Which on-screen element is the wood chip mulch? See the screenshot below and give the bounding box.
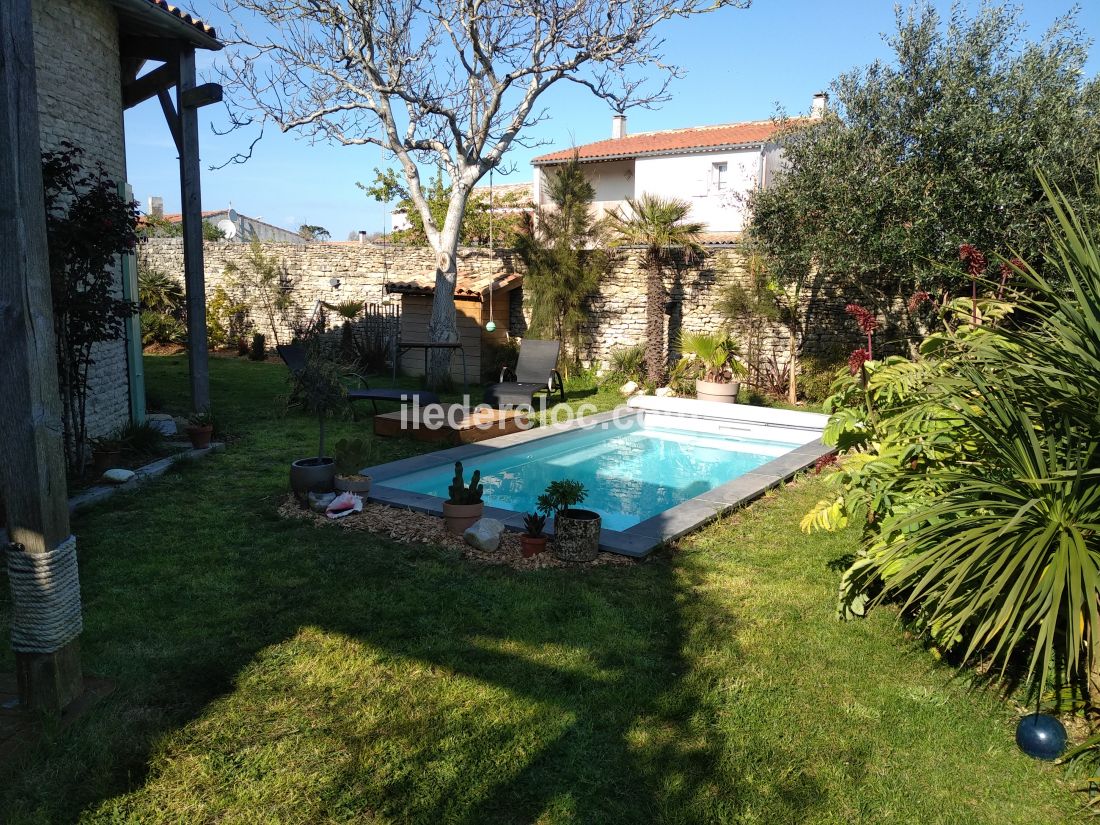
[277,495,636,571]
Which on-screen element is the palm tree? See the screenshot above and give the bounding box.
[606,194,704,384]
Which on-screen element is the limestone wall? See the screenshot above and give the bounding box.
[138,238,861,382]
[33,0,132,439]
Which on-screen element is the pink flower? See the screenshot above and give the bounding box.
[845,304,879,335]
[959,244,986,278]
[907,290,931,313]
[848,347,870,375]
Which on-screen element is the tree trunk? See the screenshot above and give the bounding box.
[425,192,468,389]
[787,324,798,405]
[645,255,667,386]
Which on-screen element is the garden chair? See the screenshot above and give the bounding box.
[277,343,439,415]
[483,339,566,409]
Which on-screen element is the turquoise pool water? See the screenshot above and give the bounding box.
[382,418,801,531]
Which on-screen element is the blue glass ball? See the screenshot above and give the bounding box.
[1015,713,1067,761]
[485,320,497,333]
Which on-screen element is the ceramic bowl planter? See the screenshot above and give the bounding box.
[290,457,336,501]
[186,424,214,449]
[553,508,602,562]
[695,378,739,404]
[443,501,484,536]
[335,473,372,494]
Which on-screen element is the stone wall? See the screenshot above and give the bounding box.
[137,239,524,347]
[575,247,859,375]
[33,0,132,439]
[138,238,861,382]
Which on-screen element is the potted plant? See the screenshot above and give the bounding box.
[289,353,347,501]
[443,462,483,535]
[90,434,122,476]
[520,512,547,558]
[333,437,372,494]
[185,410,215,449]
[679,331,746,403]
[537,480,601,562]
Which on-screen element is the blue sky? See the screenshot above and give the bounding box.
[124,0,1100,240]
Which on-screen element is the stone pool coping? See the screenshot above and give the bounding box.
[362,407,835,558]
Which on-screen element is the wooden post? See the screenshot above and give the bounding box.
[0,0,84,711]
[178,48,210,411]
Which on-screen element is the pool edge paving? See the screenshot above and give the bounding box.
[362,408,835,558]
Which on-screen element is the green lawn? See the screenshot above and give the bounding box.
[0,356,1074,823]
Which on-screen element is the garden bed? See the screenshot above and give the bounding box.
[277,495,633,571]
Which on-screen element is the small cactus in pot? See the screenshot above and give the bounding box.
[520,512,547,558]
[442,462,484,535]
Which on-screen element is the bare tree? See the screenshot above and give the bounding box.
[216,0,746,385]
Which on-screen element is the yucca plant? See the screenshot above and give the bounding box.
[814,165,1100,698]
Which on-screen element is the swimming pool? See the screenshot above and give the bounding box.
[383,417,801,531]
[365,397,833,557]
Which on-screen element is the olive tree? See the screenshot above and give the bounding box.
[217,0,746,385]
[748,2,1100,355]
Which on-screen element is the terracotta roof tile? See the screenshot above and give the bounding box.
[386,271,522,299]
[533,119,806,164]
[143,0,217,37]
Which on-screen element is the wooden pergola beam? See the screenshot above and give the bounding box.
[0,0,83,712]
[121,61,178,109]
[176,48,210,412]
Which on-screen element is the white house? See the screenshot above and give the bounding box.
[531,94,825,239]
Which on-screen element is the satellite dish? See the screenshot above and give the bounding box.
[217,219,238,239]
[226,208,239,223]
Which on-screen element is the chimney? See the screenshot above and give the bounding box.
[811,92,829,119]
[358,230,367,245]
[612,113,627,139]
[149,195,164,218]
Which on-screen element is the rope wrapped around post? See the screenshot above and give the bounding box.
[5,535,83,653]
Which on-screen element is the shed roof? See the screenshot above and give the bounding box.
[386,271,523,300]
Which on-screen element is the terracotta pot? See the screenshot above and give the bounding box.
[442,501,484,536]
[290,457,336,501]
[186,424,214,449]
[695,379,740,404]
[520,535,548,558]
[553,509,602,562]
[92,449,121,476]
[335,474,372,494]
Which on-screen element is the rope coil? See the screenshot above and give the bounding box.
[6,535,83,653]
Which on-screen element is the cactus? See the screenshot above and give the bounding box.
[446,462,483,505]
[523,512,546,537]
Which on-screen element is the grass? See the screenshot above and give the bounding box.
[0,356,1074,823]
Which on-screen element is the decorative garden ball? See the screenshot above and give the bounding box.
[1015,713,1067,760]
[485,320,497,333]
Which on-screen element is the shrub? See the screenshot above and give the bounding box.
[798,352,847,405]
[805,169,1100,698]
[482,338,520,383]
[140,311,186,346]
[606,343,645,384]
[249,333,266,362]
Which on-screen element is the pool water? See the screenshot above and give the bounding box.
[382,418,801,531]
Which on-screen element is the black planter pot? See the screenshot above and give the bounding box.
[290,457,336,501]
[553,508,602,562]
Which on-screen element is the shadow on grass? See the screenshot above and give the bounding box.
[1,357,831,822]
[0,467,825,821]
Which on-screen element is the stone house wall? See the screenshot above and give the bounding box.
[138,238,861,384]
[33,0,132,439]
